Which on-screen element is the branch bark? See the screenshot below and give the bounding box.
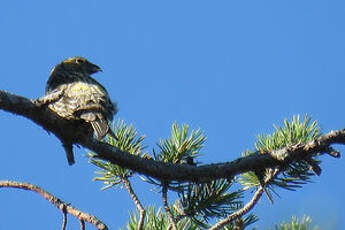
[208,169,279,230]
[0,180,108,230]
[122,177,146,230]
[0,90,342,183]
[62,206,67,230]
[162,182,178,230]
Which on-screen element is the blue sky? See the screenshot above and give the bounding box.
[0,1,344,229]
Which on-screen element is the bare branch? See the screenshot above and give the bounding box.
[80,220,85,230]
[61,205,67,230]
[122,177,146,230]
[209,189,263,230]
[0,180,108,230]
[0,90,343,183]
[323,146,340,158]
[208,169,280,230]
[162,183,178,230]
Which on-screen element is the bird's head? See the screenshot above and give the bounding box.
[58,56,102,75]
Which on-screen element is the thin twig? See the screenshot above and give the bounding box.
[162,182,178,230]
[80,219,85,230]
[61,205,67,230]
[208,188,263,230]
[122,177,146,230]
[324,146,340,158]
[0,180,108,230]
[208,169,280,230]
[167,200,188,230]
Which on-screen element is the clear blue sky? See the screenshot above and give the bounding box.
[0,1,344,229]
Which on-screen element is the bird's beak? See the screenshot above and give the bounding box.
[92,64,103,73]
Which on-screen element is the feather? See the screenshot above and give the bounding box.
[62,142,75,165]
[91,120,109,140]
[45,57,117,165]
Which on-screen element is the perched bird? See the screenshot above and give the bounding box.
[45,56,117,165]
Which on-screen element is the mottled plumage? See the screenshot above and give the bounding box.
[45,57,117,165]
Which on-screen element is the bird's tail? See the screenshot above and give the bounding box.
[62,142,75,165]
[91,120,109,140]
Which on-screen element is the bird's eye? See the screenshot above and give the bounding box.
[76,58,85,64]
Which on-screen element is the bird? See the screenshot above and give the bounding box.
[45,56,117,165]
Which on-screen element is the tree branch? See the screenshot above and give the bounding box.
[0,180,108,230]
[80,220,86,230]
[0,90,342,182]
[122,177,146,230]
[209,169,280,230]
[162,182,178,230]
[61,205,67,230]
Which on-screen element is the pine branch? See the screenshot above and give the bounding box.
[0,90,342,183]
[61,205,67,230]
[0,180,108,230]
[122,177,146,230]
[162,182,178,230]
[80,220,86,230]
[209,169,280,230]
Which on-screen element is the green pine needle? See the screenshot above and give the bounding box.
[255,114,320,152]
[179,178,243,227]
[153,122,206,164]
[239,114,322,195]
[272,215,319,230]
[87,119,147,190]
[124,205,199,230]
